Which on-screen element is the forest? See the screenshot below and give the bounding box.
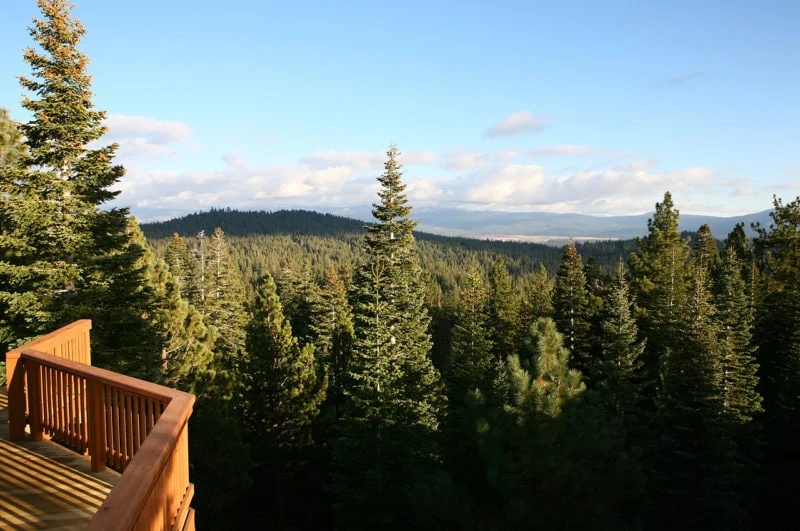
[2,2,800,530]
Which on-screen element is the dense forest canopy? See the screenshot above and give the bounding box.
[2,2,800,530]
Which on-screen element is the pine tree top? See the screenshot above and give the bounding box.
[368,145,416,235]
[19,0,122,203]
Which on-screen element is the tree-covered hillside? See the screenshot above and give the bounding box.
[142,208,639,295]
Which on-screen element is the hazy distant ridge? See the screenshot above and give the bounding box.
[141,206,772,242]
[410,208,773,239]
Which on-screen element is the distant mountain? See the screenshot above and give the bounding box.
[140,206,772,244]
[140,208,367,240]
[411,208,773,240]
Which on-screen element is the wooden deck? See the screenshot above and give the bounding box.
[0,390,120,530]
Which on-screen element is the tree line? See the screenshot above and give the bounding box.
[3,2,800,530]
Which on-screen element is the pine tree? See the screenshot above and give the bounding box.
[553,240,593,378]
[449,267,503,405]
[596,262,645,419]
[193,229,208,312]
[724,222,758,307]
[149,259,215,394]
[650,256,743,529]
[332,145,446,529]
[629,191,691,404]
[163,232,198,302]
[204,227,248,368]
[488,258,520,361]
[0,1,153,367]
[691,223,721,275]
[279,258,318,346]
[243,273,327,524]
[444,266,506,526]
[716,246,762,425]
[74,218,161,377]
[310,264,354,417]
[519,264,553,323]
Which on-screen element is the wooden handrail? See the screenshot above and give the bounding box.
[15,319,92,363]
[5,319,92,440]
[5,321,196,530]
[19,349,177,402]
[89,392,194,530]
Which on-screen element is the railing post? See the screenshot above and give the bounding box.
[6,350,26,440]
[27,361,43,441]
[87,378,107,472]
[84,321,92,366]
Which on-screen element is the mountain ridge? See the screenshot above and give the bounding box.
[140,206,772,242]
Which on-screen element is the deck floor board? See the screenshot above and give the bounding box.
[0,390,119,530]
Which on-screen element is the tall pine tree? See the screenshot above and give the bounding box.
[242,273,327,525]
[204,227,248,368]
[649,248,744,529]
[595,261,645,419]
[629,192,691,405]
[552,240,592,379]
[488,258,520,361]
[310,264,354,419]
[0,1,154,368]
[163,232,198,302]
[332,145,446,530]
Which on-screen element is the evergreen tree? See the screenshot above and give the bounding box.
[629,191,691,403]
[553,240,592,378]
[0,0,153,367]
[716,246,762,425]
[149,259,215,394]
[243,273,327,524]
[691,223,721,274]
[526,317,586,417]
[163,232,198,302]
[278,258,318,346]
[204,227,248,368]
[74,217,162,377]
[332,145,446,529]
[724,222,758,305]
[193,229,208,312]
[650,257,742,529]
[520,264,553,322]
[498,318,644,530]
[448,267,503,405]
[444,266,506,527]
[488,258,520,361]
[310,264,354,417]
[595,261,645,419]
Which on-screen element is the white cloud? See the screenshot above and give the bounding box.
[465,164,547,204]
[222,150,247,168]
[300,150,384,171]
[730,187,757,197]
[443,150,488,171]
[103,114,193,159]
[485,111,552,138]
[494,148,521,163]
[528,145,602,157]
[300,149,437,171]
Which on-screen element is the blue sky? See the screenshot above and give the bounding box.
[1,0,798,221]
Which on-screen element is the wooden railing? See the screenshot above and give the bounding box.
[5,320,195,530]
